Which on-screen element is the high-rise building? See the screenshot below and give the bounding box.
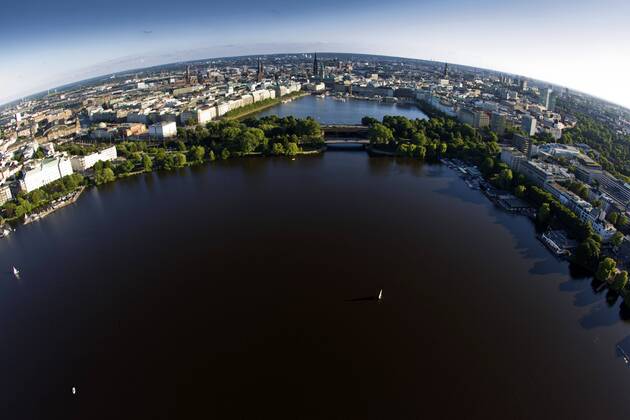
[443,62,448,79]
[457,108,489,129]
[473,110,490,129]
[313,53,318,77]
[512,133,532,157]
[490,112,507,135]
[548,92,557,112]
[519,79,528,91]
[521,114,537,136]
[539,87,553,109]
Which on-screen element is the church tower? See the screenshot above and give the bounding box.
[257,58,264,82]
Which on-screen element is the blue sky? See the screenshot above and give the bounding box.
[2,0,630,108]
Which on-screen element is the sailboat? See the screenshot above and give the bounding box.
[13,266,20,278]
[378,289,383,302]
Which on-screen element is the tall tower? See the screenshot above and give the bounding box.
[539,87,552,109]
[313,53,319,77]
[257,58,264,82]
[443,62,448,79]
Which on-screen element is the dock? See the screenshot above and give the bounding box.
[24,186,86,225]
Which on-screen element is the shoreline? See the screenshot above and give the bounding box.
[224,92,309,120]
[23,185,86,225]
[438,157,616,281]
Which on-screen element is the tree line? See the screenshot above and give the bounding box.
[362,115,500,163]
[2,174,85,220]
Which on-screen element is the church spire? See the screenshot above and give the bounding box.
[257,58,264,82]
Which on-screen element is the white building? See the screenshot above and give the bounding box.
[19,157,74,193]
[228,98,244,111]
[521,115,537,136]
[148,121,177,139]
[215,102,230,117]
[70,145,118,172]
[240,94,253,106]
[180,106,216,125]
[0,184,12,206]
[21,142,40,160]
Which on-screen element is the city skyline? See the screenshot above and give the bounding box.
[2,0,630,108]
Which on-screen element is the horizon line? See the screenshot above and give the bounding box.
[2,50,628,113]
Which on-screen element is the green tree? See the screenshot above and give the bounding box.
[611,271,628,292]
[16,197,32,216]
[239,128,264,154]
[595,257,616,283]
[575,237,601,268]
[368,123,394,145]
[499,168,513,190]
[480,157,495,175]
[272,143,285,155]
[3,202,17,218]
[285,143,300,157]
[208,150,216,161]
[415,145,426,160]
[611,231,624,247]
[116,159,135,174]
[537,203,551,226]
[361,116,378,126]
[221,148,231,160]
[514,185,526,198]
[30,189,47,206]
[174,153,187,168]
[411,131,427,146]
[609,212,619,225]
[142,154,153,172]
[95,167,116,185]
[189,146,205,163]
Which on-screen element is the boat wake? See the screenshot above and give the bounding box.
[345,289,382,303]
[345,296,377,302]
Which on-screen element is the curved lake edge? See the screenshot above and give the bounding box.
[2,151,630,418]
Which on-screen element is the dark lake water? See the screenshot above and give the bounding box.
[255,95,428,124]
[2,152,630,419]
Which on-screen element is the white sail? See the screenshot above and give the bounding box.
[378,289,382,301]
[13,266,19,276]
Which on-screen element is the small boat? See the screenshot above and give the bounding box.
[72,387,76,395]
[13,266,20,278]
[378,289,383,302]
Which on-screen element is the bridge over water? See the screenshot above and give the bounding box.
[322,124,369,145]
